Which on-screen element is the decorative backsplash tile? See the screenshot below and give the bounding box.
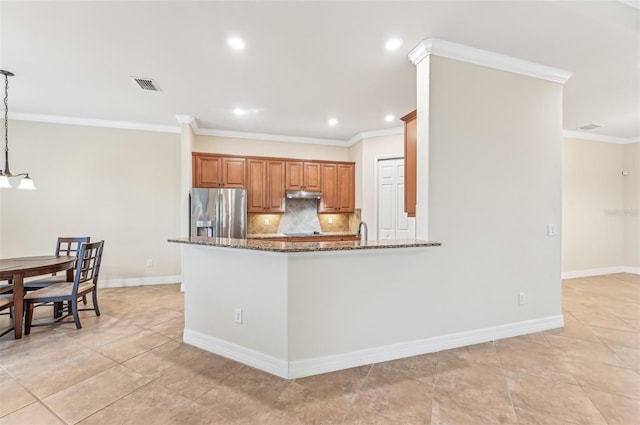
[278,199,322,234]
[248,202,356,235]
[349,208,362,233]
[318,214,349,232]
[248,214,282,235]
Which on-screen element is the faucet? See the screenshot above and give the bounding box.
[357,221,368,242]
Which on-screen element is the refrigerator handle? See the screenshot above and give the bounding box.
[217,190,223,238]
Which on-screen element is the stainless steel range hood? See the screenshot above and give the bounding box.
[285,190,322,199]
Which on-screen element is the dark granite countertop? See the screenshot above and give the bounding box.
[168,237,441,253]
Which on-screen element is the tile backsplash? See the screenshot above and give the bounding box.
[248,201,356,235]
[277,199,322,234]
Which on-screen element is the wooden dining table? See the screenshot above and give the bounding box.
[0,255,76,339]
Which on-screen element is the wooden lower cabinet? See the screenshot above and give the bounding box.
[319,163,355,213]
[247,159,285,213]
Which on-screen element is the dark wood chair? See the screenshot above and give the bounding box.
[24,236,91,291]
[24,236,90,314]
[24,241,104,334]
[0,293,14,337]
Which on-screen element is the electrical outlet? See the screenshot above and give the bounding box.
[234,308,243,324]
[264,218,270,225]
[518,292,526,305]
[328,217,333,224]
[146,259,153,267]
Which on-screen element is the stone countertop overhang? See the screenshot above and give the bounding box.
[168,237,441,253]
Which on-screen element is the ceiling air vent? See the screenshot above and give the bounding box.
[577,124,601,131]
[130,76,161,92]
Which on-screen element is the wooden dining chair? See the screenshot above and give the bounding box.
[0,293,14,337]
[24,240,104,334]
[24,236,91,291]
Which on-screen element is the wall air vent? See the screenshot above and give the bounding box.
[130,77,161,92]
[577,124,601,131]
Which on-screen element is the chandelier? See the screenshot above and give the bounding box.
[0,70,35,189]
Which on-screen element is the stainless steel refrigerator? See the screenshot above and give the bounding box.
[190,188,247,238]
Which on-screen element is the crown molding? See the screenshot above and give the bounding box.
[12,112,637,148]
[563,130,640,144]
[408,38,572,84]
[194,127,349,146]
[9,112,181,134]
[347,126,404,146]
[175,114,195,125]
[175,114,199,134]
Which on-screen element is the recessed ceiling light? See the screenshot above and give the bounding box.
[233,108,246,117]
[385,38,403,51]
[384,115,395,122]
[228,37,246,50]
[328,118,338,127]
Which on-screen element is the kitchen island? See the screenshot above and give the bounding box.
[170,236,444,378]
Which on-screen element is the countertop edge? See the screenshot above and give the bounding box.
[168,237,441,253]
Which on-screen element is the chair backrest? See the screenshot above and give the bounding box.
[55,237,91,257]
[51,237,90,277]
[73,241,104,295]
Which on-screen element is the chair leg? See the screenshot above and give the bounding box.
[82,295,87,305]
[92,290,101,316]
[71,298,82,329]
[53,301,62,318]
[24,302,34,336]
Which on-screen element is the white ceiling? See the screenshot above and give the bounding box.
[1,1,638,144]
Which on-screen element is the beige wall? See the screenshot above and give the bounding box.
[349,134,404,239]
[415,55,563,326]
[195,135,349,161]
[562,138,627,272]
[0,120,182,284]
[624,142,640,267]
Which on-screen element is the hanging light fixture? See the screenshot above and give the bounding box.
[0,70,35,190]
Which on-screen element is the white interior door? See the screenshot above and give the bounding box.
[378,158,415,240]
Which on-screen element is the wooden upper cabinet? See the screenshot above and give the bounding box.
[222,157,246,188]
[193,154,246,188]
[401,110,417,218]
[336,163,355,212]
[194,155,223,187]
[266,160,286,211]
[247,159,285,213]
[319,162,354,213]
[285,161,321,191]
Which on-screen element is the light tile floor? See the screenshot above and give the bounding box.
[0,273,638,424]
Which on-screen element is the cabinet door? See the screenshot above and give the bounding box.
[336,163,354,212]
[266,160,286,212]
[193,156,222,187]
[222,157,246,188]
[285,161,304,190]
[319,163,338,212]
[303,163,321,191]
[402,110,417,217]
[247,159,266,213]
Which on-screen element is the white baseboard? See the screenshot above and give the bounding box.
[561,266,640,280]
[183,314,563,380]
[100,275,181,288]
[183,329,289,379]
